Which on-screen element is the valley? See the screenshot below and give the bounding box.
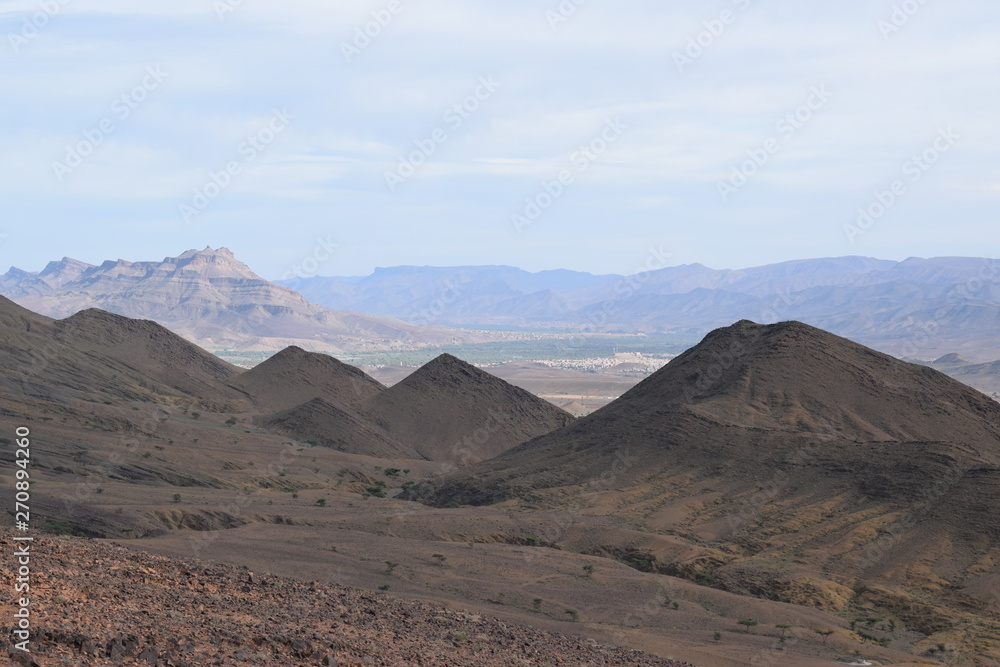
[2,295,998,664]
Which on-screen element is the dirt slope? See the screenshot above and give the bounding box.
[0,529,692,667]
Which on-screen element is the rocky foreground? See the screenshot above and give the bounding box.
[1,530,694,666]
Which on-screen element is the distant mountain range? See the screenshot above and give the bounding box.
[0,248,487,352]
[5,250,999,362]
[281,256,1000,360]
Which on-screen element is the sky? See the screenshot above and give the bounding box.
[1,0,997,280]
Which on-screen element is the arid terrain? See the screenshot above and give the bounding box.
[0,529,699,666]
[1,296,997,665]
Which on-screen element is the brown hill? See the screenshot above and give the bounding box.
[54,308,244,405]
[365,354,575,464]
[230,345,384,412]
[408,321,1000,656]
[0,296,245,409]
[413,320,1000,502]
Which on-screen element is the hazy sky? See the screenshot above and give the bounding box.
[2,0,997,279]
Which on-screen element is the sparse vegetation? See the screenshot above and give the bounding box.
[854,617,892,646]
[432,554,447,564]
[582,564,594,578]
[385,561,398,574]
[564,609,578,622]
[533,598,543,612]
[694,570,716,587]
[713,631,722,641]
[172,493,181,503]
[45,520,73,535]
